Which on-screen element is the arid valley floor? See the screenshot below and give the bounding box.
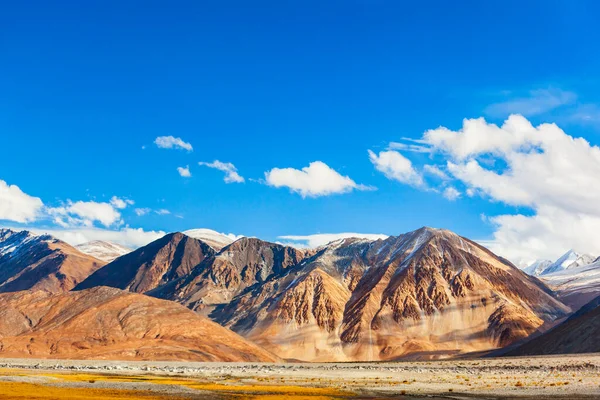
[0,355,599,399]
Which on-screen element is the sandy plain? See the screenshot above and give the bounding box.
[0,354,599,399]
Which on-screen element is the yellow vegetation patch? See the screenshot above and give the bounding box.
[0,381,172,400]
[0,369,352,399]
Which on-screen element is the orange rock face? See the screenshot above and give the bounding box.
[213,228,569,361]
[0,286,279,362]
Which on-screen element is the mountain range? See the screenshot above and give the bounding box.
[0,226,596,362]
[523,250,600,310]
[75,227,568,361]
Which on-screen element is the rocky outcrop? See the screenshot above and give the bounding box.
[149,237,310,314]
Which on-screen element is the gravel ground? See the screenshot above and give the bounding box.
[0,354,599,399]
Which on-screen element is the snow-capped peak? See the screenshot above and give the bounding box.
[0,229,52,258]
[75,241,131,262]
[183,228,243,251]
[540,250,596,276]
[522,259,552,276]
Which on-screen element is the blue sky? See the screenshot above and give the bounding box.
[3,1,600,263]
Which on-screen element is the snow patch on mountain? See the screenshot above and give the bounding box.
[75,240,131,262]
[183,228,243,251]
[522,259,552,276]
[0,229,53,258]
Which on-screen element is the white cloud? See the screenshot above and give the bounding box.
[368,150,423,187]
[155,209,171,215]
[154,136,193,151]
[48,200,122,228]
[199,160,244,183]
[265,161,370,198]
[134,208,151,216]
[0,180,164,250]
[0,180,44,223]
[278,232,389,248]
[443,187,461,201]
[485,88,576,118]
[414,114,600,263]
[110,196,134,209]
[177,165,192,177]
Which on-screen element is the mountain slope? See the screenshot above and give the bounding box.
[0,229,105,293]
[0,286,279,362]
[75,240,131,262]
[75,232,215,293]
[213,228,569,361]
[509,295,600,356]
[149,237,310,315]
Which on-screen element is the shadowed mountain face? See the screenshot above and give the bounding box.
[509,295,600,356]
[75,232,215,293]
[0,229,105,293]
[148,237,311,314]
[213,228,569,361]
[0,286,279,362]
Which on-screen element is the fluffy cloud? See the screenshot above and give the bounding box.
[265,161,370,198]
[49,200,122,228]
[110,196,134,209]
[278,232,389,248]
[368,150,423,187]
[154,136,193,151]
[412,114,600,263]
[155,209,171,215]
[177,165,192,177]
[199,160,244,183]
[0,180,44,223]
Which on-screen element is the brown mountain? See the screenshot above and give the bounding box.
[148,237,310,315]
[508,295,600,356]
[213,228,569,361]
[0,286,279,362]
[0,229,105,293]
[75,232,215,293]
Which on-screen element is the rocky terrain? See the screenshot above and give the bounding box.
[149,237,311,315]
[214,228,569,361]
[0,229,105,293]
[0,286,279,362]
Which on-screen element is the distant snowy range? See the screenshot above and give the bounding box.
[523,250,600,310]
